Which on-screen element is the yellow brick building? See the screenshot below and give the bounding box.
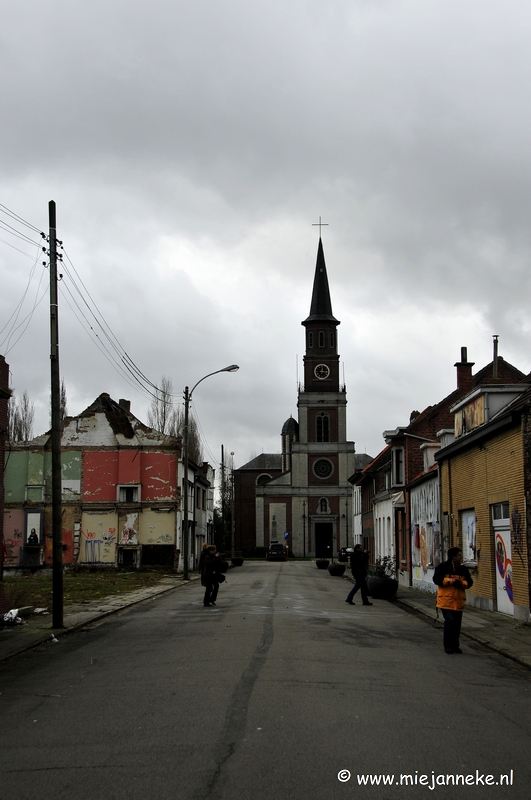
[436,384,531,621]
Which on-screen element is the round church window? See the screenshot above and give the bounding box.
[313,459,333,479]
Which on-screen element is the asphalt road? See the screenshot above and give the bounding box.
[1,561,530,800]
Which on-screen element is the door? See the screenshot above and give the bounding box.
[494,521,513,616]
[315,522,333,558]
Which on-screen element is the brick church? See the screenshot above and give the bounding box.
[234,238,369,558]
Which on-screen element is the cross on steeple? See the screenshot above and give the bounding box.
[312,216,328,238]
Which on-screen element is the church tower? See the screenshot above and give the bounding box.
[301,237,340,394]
[294,238,354,557]
[235,235,356,558]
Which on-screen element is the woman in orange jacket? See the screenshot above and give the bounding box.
[433,547,473,654]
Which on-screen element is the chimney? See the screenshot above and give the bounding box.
[493,335,499,380]
[454,347,475,392]
[119,399,131,413]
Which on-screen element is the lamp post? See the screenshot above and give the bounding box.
[181,365,239,580]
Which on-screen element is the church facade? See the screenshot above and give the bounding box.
[235,239,360,558]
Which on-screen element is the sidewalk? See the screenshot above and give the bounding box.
[0,575,199,664]
[392,585,531,670]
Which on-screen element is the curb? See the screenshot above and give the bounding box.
[392,596,531,672]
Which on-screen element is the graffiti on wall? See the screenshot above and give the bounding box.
[4,528,23,564]
[82,527,117,563]
[496,533,514,603]
[84,534,103,563]
[147,534,173,544]
[511,506,524,565]
[119,513,138,545]
[455,395,485,437]
[410,480,441,572]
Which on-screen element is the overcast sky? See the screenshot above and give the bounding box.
[2,0,531,471]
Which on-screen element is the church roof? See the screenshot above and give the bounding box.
[281,416,299,437]
[237,453,283,471]
[302,238,340,326]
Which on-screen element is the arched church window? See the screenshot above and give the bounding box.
[318,331,325,348]
[330,331,335,348]
[316,412,329,442]
[308,332,313,348]
[256,474,272,486]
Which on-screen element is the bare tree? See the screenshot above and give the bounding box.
[147,375,178,435]
[147,375,203,464]
[174,407,203,466]
[8,390,35,442]
[60,378,67,422]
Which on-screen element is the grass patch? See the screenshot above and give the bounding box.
[1,570,176,611]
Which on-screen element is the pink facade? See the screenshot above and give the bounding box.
[141,452,177,501]
[3,508,24,566]
[83,451,177,502]
[83,452,119,502]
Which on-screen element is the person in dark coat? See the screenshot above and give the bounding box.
[203,545,221,607]
[433,547,473,654]
[345,544,373,606]
[198,542,210,586]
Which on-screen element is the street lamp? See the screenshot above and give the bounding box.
[181,365,239,580]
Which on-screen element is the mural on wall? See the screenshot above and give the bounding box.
[25,510,43,544]
[410,480,441,575]
[119,513,139,545]
[455,396,485,437]
[461,510,476,562]
[495,532,514,603]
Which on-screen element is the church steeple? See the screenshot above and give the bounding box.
[301,237,340,393]
[302,238,340,326]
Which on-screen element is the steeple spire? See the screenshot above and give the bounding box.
[302,238,339,326]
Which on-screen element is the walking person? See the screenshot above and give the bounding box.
[203,545,221,607]
[345,544,373,606]
[433,547,473,654]
[198,542,209,586]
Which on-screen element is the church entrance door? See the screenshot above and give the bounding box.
[314,522,333,558]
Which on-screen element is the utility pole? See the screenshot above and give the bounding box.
[49,201,63,628]
[230,451,235,559]
[220,444,225,552]
[182,385,190,580]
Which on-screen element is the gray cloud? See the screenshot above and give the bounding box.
[2,0,531,466]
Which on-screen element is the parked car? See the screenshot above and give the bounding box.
[267,542,287,561]
[338,547,354,562]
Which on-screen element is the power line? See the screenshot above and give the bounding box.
[0,219,43,248]
[0,203,43,235]
[0,250,47,355]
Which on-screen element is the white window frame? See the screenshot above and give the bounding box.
[117,484,141,503]
[392,447,405,486]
